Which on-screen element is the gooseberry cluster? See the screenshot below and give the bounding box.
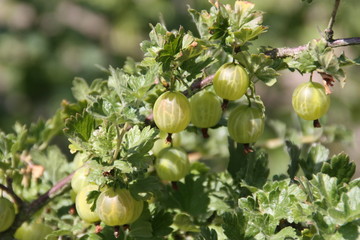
[70,165,144,227]
[152,62,331,155]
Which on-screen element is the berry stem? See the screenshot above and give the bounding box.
[222,99,229,111]
[166,133,173,144]
[95,223,102,233]
[313,119,321,128]
[114,226,120,239]
[243,144,254,154]
[171,181,178,190]
[201,128,210,138]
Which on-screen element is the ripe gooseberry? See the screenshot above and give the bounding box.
[227,101,265,152]
[190,91,222,130]
[213,63,249,101]
[153,91,191,134]
[0,197,16,232]
[71,165,92,194]
[96,188,144,226]
[292,81,330,127]
[155,147,190,181]
[14,221,53,240]
[75,184,100,223]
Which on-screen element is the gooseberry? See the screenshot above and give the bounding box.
[96,188,143,226]
[155,147,190,181]
[153,91,191,133]
[213,63,249,101]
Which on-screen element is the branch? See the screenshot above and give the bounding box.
[2,172,74,239]
[0,178,24,208]
[182,74,214,97]
[325,0,341,41]
[265,37,360,58]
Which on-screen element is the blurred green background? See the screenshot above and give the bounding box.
[0,0,359,176]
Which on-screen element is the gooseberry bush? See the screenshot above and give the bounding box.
[1,0,360,239]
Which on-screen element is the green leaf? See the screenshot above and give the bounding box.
[129,207,153,239]
[270,226,297,240]
[234,52,279,86]
[338,221,360,240]
[45,230,74,239]
[165,175,210,217]
[232,26,267,45]
[321,153,355,185]
[31,145,70,185]
[228,139,269,188]
[309,173,340,208]
[285,50,318,73]
[64,110,96,142]
[328,186,360,224]
[156,29,184,71]
[285,141,300,179]
[222,210,246,240]
[87,190,101,212]
[300,144,329,179]
[209,6,229,42]
[199,226,218,240]
[123,126,157,155]
[151,210,173,237]
[129,176,162,201]
[72,77,91,101]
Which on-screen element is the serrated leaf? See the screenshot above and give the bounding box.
[233,26,267,45]
[129,207,153,239]
[328,186,360,224]
[123,126,157,155]
[228,139,269,188]
[31,145,69,185]
[338,221,360,240]
[209,6,229,42]
[286,50,318,73]
[234,52,279,86]
[270,226,297,240]
[285,141,300,179]
[87,97,113,120]
[156,30,184,71]
[87,190,101,212]
[72,77,91,101]
[64,110,95,142]
[151,210,173,237]
[199,226,218,240]
[129,176,162,201]
[222,211,246,240]
[165,175,210,217]
[321,153,355,185]
[309,173,340,208]
[300,144,329,179]
[45,230,74,239]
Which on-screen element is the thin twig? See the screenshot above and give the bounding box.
[0,179,24,208]
[265,37,360,58]
[182,74,214,97]
[325,0,341,41]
